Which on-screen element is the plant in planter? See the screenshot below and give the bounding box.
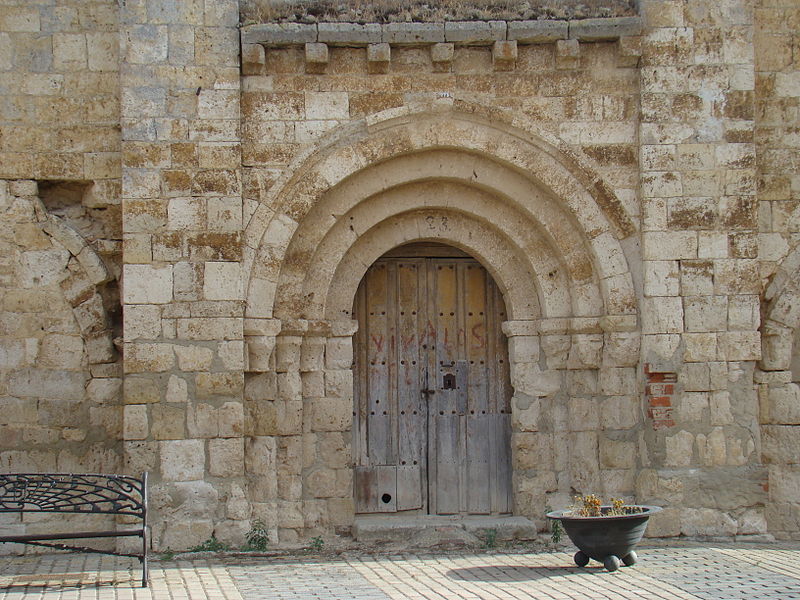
[546,495,661,572]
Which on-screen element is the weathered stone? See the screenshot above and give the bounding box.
[645,507,682,537]
[569,17,643,42]
[568,432,599,492]
[123,405,148,440]
[241,43,265,76]
[311,398,351,432]
[174,345,215,371]
[208,438,244,477]
[187,402,218,438]
[150,404,185,440]
[123,264,173,304]
[696,428,727,466]
[567,334,603,369]
[86,378,122,404]
[9,369,87,401]
[770,466,800,503]
[166,375,188,403]
[568,397,599,431]
[124,342,175,373]
[601,396,640,430]
[318,23,381,45]
[160,440,205,481]
[555,39,580,70]
[158,519,213,551]
[383,22,444,44]
[242,23,316,45]
[444,21,505,44]
[304,42,328,73]
[665,431,694,467]
[681,508,737,537]
[763,426,800,465]
[492,40,517,71]
[508,20,567,43]
[430,42,454,66]
[219,401,244,437]
[123,304,161,341]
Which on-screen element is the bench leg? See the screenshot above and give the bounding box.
[141,528,149,587]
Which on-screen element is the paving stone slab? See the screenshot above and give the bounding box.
[2,544,800,600]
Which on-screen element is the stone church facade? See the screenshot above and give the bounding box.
[1,0,799,549]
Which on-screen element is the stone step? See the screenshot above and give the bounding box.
[353,515,538,546]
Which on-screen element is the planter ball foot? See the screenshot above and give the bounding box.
[574,551,590,567]
[622,551,637,567]
[603,555,621,572]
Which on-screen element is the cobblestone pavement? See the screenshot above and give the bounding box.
[2,543,800,599]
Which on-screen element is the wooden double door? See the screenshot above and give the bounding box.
[353,250,512,515]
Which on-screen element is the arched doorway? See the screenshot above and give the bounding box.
[243,105,640,538]
[352,243,512,515]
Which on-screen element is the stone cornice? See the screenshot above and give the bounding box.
[242,16,642,47]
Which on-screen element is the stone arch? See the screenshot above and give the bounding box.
[323,200,546,321]
[1,185,119,475]
[244,100,637,325]
[759,245,800,540]
[761,245,800,371]
[39,212,116,366]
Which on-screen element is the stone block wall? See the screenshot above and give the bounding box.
[636,0,766,538]
[118,0,249,550]
[754,0,800,539]
[240,36,641,224]
[0,0,119,182]
[1,0,800,549]
[0,180,121,550]
[0,1,122,548]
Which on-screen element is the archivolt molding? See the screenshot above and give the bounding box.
[324,205,544,321]
[244,100,638,326]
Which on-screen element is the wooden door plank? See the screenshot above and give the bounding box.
[354,281,369,467]
[386,260,399,470]
[455,262,469,514]
[376,465,398,512]
[432,260,463,514]
[466,415,491,514]
[396,260,425,474]
[488,278,513,514]
[366,263,393,466]
[396,465,423,510]
[381,242,472,258]
[424,259,438,515]
[491,414,513,514]
[434,261,458,417]
[464,263,488,416]
[491,279,512,415]
[354,466,377,513]
[455,360,468,416]
[435,414,461,514]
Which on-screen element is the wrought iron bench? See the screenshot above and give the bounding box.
[0,472,149,587]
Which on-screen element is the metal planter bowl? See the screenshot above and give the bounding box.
[546,505,662,571]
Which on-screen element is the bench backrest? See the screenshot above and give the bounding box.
[0,473,147,518]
